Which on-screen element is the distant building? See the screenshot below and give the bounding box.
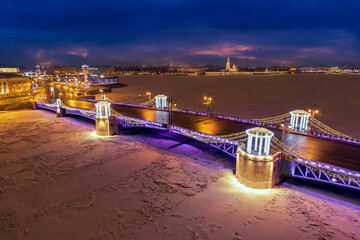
[0,67,19,73]
[225,57,238,72]
[329,66,340,73]
[225,57,231,71]
[90,76,119,85]
[0,74,32,97]
[298,67,315,73]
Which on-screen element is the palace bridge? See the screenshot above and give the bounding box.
[34,94,360,191]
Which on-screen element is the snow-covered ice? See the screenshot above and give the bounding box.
[1,74,360,239]
[1,109,359,239]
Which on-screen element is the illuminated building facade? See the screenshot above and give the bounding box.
[0,67,19,73]
[0,75,32,97]
[225,57,238,72]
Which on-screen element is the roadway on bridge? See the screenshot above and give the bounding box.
[56,98,360,173]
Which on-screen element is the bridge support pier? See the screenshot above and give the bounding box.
[235,127,282,189]
[96,116,117,136]
[56,99,65,117]
[95,101,117,136]
[57,107,65,117]
[236,148,282,189]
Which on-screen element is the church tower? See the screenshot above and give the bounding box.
[225,57,231,71]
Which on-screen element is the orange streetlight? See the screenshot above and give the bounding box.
[308,108,319,118]
[146,91,151,101]
[203,94,213,113]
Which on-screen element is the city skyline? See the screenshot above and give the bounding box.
[1,0,360,67]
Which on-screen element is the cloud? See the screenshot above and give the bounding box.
[1,0,360,66]
[191,43,257,60]
[67,48,88,58]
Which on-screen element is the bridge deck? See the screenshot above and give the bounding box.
[58,98,360,173]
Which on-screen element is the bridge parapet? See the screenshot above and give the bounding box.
[283,155,360,190]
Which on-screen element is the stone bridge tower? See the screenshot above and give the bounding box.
[235,127,282,189]
[155,94,168,109]
[289,110,311,132]
[95,101,117,136]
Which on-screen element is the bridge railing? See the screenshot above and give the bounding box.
[169,125,240,146]
[284,154,360,190]
[311,131,360,145]
[36,102,57,112]
[115,115,165,129]
[63,107,96,120]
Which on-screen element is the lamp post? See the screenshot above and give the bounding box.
[203,94,212,114]
[308,106,319,118]
[146,91,151,101]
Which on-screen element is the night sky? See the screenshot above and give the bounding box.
[1,0,359,67]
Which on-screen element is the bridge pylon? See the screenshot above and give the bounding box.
[95,100,117,136]
[155,94,167,109]
[289,110,311,132]
[235,127,282,189]
[56,99,65,117]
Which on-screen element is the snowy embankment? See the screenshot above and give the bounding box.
[0,110,359,239]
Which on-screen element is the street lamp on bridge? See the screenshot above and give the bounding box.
[146,91,151,101]
[203,94,213,114]
[308,108,319,118]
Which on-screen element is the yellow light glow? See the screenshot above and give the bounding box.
[308,109,311,112]
[230,175,273,194]
[204,96,207,100]
[315,110,319,113]
[90,131,117,138]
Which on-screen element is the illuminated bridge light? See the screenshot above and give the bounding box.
[245,127,274,156]
[290,110,311,132]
